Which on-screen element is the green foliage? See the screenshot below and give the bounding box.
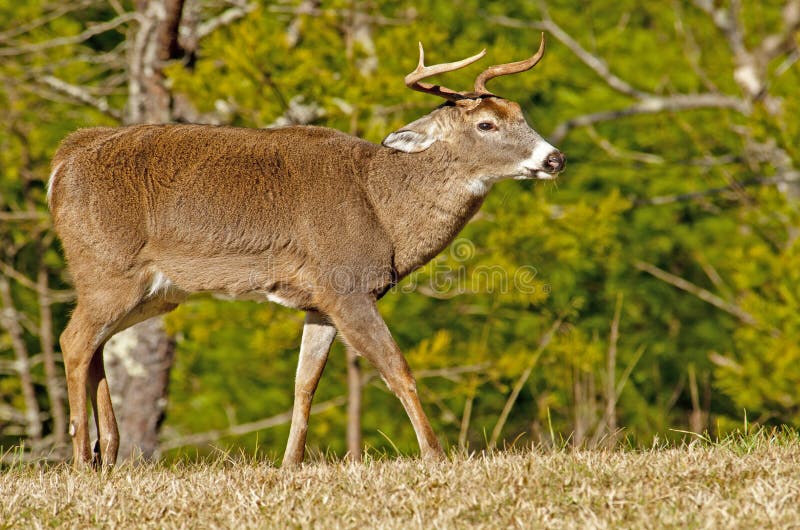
[2,0,799,457]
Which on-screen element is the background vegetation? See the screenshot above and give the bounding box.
[1,0,798,461]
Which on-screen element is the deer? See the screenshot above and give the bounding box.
[49,34,565,468]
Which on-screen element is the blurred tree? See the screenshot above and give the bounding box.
[1,0,798,462]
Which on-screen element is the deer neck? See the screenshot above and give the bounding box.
[366,144,488,279]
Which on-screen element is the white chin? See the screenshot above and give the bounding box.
[514,170,557,180]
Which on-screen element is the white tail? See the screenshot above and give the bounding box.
[50,35,564,467]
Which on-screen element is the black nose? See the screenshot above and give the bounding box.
[545,151,566,173]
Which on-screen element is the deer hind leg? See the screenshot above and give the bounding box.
[62,278,177,469]
[85,295,180,468]
[328,295,445,461]
[61,302,120,469]
[282,311,337,467]
[88,346,118,467]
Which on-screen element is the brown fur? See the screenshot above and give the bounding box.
[51,96,563,467]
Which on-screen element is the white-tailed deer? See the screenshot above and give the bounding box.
[49,34,564,468]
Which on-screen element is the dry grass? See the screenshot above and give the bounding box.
[3,434,800,529]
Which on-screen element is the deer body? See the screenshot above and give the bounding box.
[52,37,564,467]
[51,123,491,307]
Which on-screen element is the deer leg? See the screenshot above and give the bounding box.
[61,304,107,468]
[88,347,119,467]
[328,295,444,460]
[84,297,179,467]
[282,310,336,467]
[62,279,165,469]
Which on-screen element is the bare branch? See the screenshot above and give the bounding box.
[0,403,27,424]
[634,261,757,326]
[695,0,799,102]
[412,363,491,382]
[488,10,749,143]
[38,267,67,446]
[23,47,127,78]
[0,12,138,57]
[268,96,325,127]
[489,314,565,448]
[414,284,471,300]
[586,126,665,164]
[671,0,719,93]
[550,93,749,144]
[0,353,54,373]
[195,1,258,40]
[0,0,98,43]
[284,0,321,48]
[708,351,743,373]
[39,76,122,121]
[633,175,800,207]
[267,4,413,27]
[489,15,646,99]
[0,262,75,303]
[458,384,476,448]
[604,293,623,437]
[774,48,800,78]
[760,1,800,61]
[159,396,347,451]
[0,359,21,374]
[0,277,43,444]
[159,361,488,452]
[183,1,408,52]
[692,0,747,58]
[0,211,49,222]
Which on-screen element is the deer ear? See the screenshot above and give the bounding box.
[382,130,436,153]
[382,115,441,153]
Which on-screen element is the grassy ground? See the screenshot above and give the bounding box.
[3,431,800,529]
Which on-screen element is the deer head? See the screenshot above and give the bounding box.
[382,34,565,187]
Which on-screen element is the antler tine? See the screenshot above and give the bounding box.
[405,43,487,101]
[473,33,546,95]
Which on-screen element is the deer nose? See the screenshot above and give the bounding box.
[545,151,566,173]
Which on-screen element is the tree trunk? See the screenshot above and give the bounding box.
[100,0,186,462]
[125,0,186,125]
[37,266,67,449]
[104,317,175,460]
[0,277,42,448]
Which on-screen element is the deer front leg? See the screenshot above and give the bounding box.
[282,311,337,467]
[329,295,445,461]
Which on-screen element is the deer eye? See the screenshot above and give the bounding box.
[477,121,497,132]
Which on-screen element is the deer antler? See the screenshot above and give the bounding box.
[473,33,546,96]
[405,43,486,101]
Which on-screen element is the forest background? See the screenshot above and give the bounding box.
[1,0,798,462]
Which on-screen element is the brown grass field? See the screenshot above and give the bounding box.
[2,431,800,529]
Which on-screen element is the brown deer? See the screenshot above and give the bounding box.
[49,34,564,468]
